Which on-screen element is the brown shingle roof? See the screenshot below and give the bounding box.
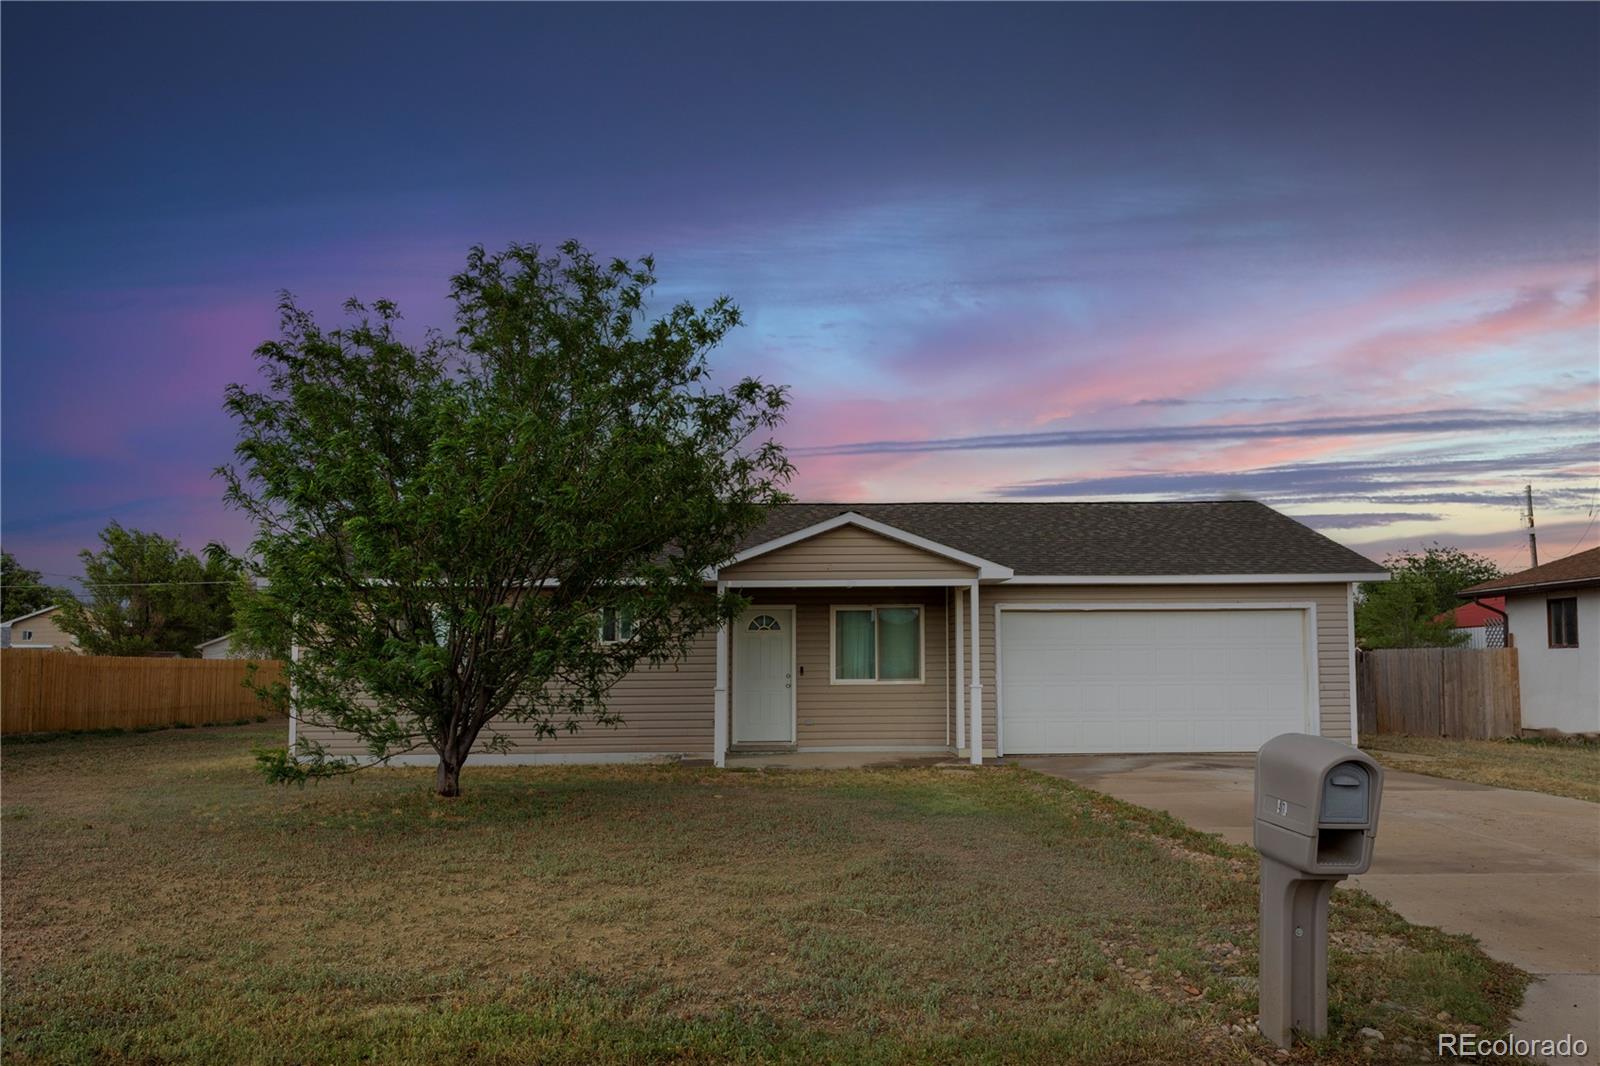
[1460,545,1600,596]
[739,501,1386,578]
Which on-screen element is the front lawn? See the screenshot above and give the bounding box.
[1360,733,1600,803]
[2,724,1527,1064]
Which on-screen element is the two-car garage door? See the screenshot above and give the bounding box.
[998,608,1314,754]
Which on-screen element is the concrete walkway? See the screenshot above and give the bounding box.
[1019,754,1600,1065]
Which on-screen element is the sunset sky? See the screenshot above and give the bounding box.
[3,4,1596,587]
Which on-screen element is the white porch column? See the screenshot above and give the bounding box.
[713,581,730,768]
[968,580,983,765]
[954,587,966,753]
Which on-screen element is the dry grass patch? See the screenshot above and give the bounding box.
[1360,733,1600,803]
[2,724,1530,1064]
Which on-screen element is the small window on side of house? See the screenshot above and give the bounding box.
[599,607,635,645]
[21,630,32,641]
[1547,597,1579,648]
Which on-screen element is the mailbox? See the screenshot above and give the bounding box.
[1253,734,1385,1049]
[1254,733,1383,876]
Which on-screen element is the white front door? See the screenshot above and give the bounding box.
[733,607,794,744]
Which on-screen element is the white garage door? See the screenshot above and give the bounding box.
[999,608,1312,754]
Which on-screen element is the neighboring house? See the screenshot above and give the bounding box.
[297,499,1388,758]
[295,500,1388,766]
[1433,596,1508,648]
[1461,547,1600,735]
[0,605,81,653]
[196,634,239,659]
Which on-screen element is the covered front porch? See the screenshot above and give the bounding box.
[709,580,988,767]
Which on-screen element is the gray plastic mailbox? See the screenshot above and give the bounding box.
[1253,734,1384,1048]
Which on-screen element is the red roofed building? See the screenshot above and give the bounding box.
[1433,596,1507,648]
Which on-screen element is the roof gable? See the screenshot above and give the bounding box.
[721,511,1013,580]
[2,604,62,628]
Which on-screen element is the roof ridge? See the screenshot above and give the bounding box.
[745,499,1386,577]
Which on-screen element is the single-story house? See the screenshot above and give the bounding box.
[0,605,80,653]
[1433,596,1508,648]
[1461,546,1600,735]
[196,633,239,659]
[295,500,1388,766]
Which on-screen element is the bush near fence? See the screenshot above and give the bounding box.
[1356,647,1521,739]
[1,650,285,735]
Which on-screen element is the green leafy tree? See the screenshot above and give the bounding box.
[1,552,65,619]
[54,524,246,656]
[1356,543,1503,649]
[222,241,791,797]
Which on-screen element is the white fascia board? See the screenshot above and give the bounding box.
[713,511,1014,580]
[1477,578,1600,597]
[998,572,1389,585]
[720,577,973,588]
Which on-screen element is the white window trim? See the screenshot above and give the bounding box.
[828,604,926,685]
[597,606,636,645]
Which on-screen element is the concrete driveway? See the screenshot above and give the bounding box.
[1020,754,1600,1065]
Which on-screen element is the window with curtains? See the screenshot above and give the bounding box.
[599,607,635,644]
[1547,597,1579,648]
[832,605,922,683]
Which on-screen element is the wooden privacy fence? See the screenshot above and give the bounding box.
[1357,647,1520,739]
[1,650,286,735]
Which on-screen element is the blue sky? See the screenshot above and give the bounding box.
[3,3,1596,582]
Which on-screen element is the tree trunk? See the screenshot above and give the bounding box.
[434,711,482,797]
[434,755,462,797]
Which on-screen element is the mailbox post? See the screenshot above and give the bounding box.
[1253,734,1384,1048]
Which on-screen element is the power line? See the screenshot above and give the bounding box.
[36,569,244,582]
[1552,483,1600,559]
[1,580,240,589]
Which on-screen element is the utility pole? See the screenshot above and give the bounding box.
[1524,484,1539,567]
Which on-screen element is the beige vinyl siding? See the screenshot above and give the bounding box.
[5,608,80,653]
[745,588,951,748]
[972,583,1353,755]
[721,525,977,581]
[296,629,717,760]
[295,579,1357,762]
